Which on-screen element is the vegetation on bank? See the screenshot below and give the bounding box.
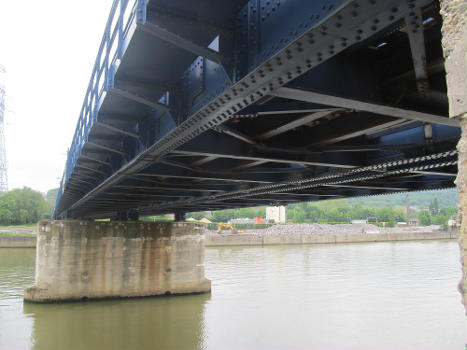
[348,188,458,208]
[0,187,49,225]
[188,206,267,222]
[0,232,36,237]
[286,199,456,228]
[0,186,458,229]
[46,188,59,214]
[187,190,458,228]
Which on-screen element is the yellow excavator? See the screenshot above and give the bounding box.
[217,223,244,234]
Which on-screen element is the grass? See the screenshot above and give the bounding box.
[0,232,36,237]
[0,223,37,237]
[0,223,36,229]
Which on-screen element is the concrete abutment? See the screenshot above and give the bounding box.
[24,220,210,303]
[440,0,467,311]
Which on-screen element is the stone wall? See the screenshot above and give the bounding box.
[205,231,457,247]
[24,220,210,302]
[0,235,36,248]
[440,0,467,311]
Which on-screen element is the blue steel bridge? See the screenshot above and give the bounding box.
[54,0,460,220]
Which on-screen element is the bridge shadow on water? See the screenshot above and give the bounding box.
[23,292,210,349]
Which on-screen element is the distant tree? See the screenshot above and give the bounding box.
[440,206,457,218]
[208,206,266,222]
[295,208,307,223]
[429,198,440,216]
[0,187,49,225]
[393,206,408,222]
[418,210,432,226]
[211,209,236,222]
[187,211,205,220]
[140,214,171,222]
[325,207,349,223]
[349,188,458,208]
[376,207,396,225]
[307,205,324,222]
[46,188,59,216]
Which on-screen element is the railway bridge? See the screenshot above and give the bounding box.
[25,0,467,303]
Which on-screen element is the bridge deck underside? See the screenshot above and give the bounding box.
[55,0,460,219]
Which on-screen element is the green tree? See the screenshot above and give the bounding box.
[325,207,349,223]
[418,210,432,226]
[186,211,205,220]
[46,188,59,216]
[211,209,235,222]
[295,208,307,223]
[0,187,49,225]
[306,205,324,222]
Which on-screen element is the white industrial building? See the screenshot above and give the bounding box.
[266,206,286,223]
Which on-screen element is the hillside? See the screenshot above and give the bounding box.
[349,188,458,209]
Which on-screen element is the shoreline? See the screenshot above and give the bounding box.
[0,235,37,248]
[0,230,458,248]
[205,230,458,247]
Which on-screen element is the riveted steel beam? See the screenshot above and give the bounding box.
[109,88,170,112]
[87,141,125,156]
[134,172,273,184]
[257,110,337,140]
[190,156,219,167]
[172,130,359,169]
[270,87,459,127]
[95,121,140,139]
[405,8,429,94]
[114,185,226,193]
[321,184,408,191]
[58,0,447,218]
[138,20,224,65]
[140,150,457,213]
[213,124,257,144]
[116,76,170,93]
[75,164,107,176]
[79,154,112,167]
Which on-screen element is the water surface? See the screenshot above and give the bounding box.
[0,241,465,349]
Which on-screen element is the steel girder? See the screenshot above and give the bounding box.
[55,0,459,219]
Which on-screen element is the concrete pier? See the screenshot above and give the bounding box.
[440,0,467,311]
[24,220,210,302]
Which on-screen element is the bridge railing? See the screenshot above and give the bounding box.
[56,0,146,211]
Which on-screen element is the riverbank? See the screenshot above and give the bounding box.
[0,223,458,248]
[205,224,458,246]
[0,235,37,248]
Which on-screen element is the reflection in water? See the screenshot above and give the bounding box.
[202,242,466,350]
[0,248,35,300]
[0,241,466,349]
[0,248,35,349]
[23,293,210,350]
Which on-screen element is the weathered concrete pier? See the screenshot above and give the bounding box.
[440,0,467,311]
[24,221,210,302]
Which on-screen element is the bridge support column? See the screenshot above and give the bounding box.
[24,220,210,302]
[174,211,186,222]
[440,0,467,311]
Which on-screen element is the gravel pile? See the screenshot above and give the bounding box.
[205,223,382,236]
[205,224,445,236]
[262,223,381,236]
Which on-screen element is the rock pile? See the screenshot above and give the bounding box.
[262,223,381,236]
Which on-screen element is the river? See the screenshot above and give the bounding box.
[0,240,465,349]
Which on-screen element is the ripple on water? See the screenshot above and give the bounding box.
[0,242,465,350]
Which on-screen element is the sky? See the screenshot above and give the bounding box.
[0,0,113,193]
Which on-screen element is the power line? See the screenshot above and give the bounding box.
[0,65,9,192]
